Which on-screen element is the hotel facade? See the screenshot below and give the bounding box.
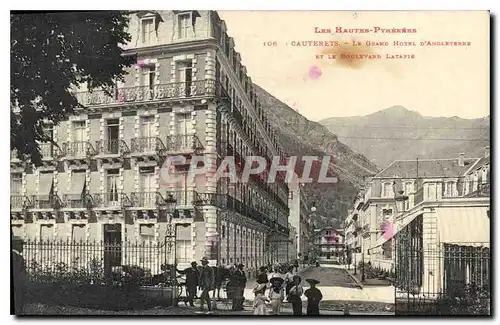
[10,10,290,276]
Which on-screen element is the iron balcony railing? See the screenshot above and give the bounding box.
[75,80,219,107]
[62,141,97,157]
[194,192,226,208]
[166,190,196,207]
[30,194,63,209]
[130,192,165,208]
[130,137,166,154]
[92,192,132,208]
[95,139,130,156]
[39,143,62,159]
[164,135,204,153]
[62,194,94,209]
[11,195,31,209]
[232,105,243,128]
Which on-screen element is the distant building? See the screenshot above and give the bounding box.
[350,150,490,304]
[313,227,345,263]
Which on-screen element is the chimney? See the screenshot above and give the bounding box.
[485,146,490,158]
[458,153,465,167]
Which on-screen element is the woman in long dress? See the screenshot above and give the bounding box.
[268,277,285,315]
[253,283,269,315]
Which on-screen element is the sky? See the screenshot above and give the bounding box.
[218,11,490,121]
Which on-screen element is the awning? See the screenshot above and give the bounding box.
[437,206,490,247]
[368,211,422,251]
[67,172,86,200]
[38,173,54,197]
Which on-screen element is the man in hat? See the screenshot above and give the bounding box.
[198,257,215,314]
[12,236,26,315]
[268,276,285,315]
[176,261,200,307]
[231,263,247,311]
[304,279,322,315]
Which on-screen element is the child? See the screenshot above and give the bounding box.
[304,279,322,315]
[253,283,269,315]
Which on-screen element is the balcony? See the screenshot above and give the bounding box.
[464,182,490,198]
[164,190,197,207]
[30,194,62,210]
[130,192,165,208]
[95,139,130,157]
[62,141,97,158]
[232,105,243,128]
[75,80,218,108]
[11,195,31,210]
[164,135,204,154]
[130,137,166,156]
[194,192,226,209]
[62,194,94,209]
[92,192,132,209]
[39,143,62,160]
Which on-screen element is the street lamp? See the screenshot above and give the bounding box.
[163,193,189,306]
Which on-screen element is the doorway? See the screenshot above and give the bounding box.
[103,224,122,277]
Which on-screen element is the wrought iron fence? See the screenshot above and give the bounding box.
[395,218,490,315]
[21,238,180,310]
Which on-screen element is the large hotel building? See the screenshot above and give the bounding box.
[10,10,293,276]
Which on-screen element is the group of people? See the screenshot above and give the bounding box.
[175,257,247,314]
[252,263,323,316]
[173,259,324,315]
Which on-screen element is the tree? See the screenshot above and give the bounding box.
[11,11,136,165]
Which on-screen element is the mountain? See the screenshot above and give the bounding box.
[254,85,379,228]
[319,106,490,168]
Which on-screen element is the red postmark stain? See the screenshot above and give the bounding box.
[308,65,322,79]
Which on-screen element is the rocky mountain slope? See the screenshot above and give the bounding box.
[254,85,379,228]
[320,106,490,168]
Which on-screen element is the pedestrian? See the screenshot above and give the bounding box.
[288,275,304,315]
[268,277,284,315]
[293,259,299,273]
[256,266,269,293]
[304,279,322,315]
[252,283,270,315]
[231,263,247,311]
[284,266,294,302]
[12,236,26,315]
[198,257,215,314]
[176,261,200,307]
[213,263,226,301]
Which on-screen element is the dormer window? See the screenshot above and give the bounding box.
[382,182,393,198]
[178,13,191,39]
[141,18,155,44]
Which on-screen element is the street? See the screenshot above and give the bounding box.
[24,264,394,315]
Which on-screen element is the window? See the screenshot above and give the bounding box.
[222,225,226,239]
[72,225,86,242]
[106,169,119,205]
[141,18,154,44]
[176,61,192,96]
[72,121,86,156]
[68,170,87,208]
[178,13,190,39]
[382,208,393,216]
[140,66,156,98]
[139,166,155,206]
[382,183,392,198]
[11,173,22,194]
[106,119,119,154]
[444,181,454,197]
